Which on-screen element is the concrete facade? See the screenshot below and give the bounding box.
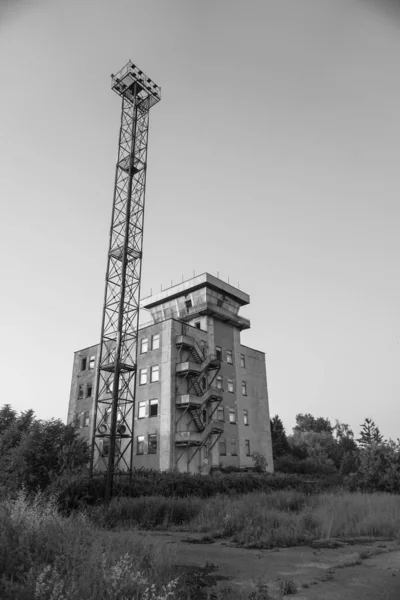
[67,273,273,473]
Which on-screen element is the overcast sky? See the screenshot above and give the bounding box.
[0,0,399,440]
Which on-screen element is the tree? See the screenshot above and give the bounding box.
[357,418,383,447]
[294,413,333,434]
[270,415,290,458]
[0,404,17,435]
[0,405,90,492]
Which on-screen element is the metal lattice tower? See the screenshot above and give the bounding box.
[90,61,161,501]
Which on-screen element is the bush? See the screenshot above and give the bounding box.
[0,489,178,599]
[51,469,344,511]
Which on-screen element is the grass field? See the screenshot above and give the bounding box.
[1,489,399,598]
[92,490,400,548]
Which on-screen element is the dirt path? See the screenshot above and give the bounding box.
[126,530,400,598]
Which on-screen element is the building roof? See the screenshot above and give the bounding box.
[141,272,250,309]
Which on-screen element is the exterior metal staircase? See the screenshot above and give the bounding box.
[175,332,223,468]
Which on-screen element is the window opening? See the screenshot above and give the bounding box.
[137,436,144,454]
[149,398,158,417]
[150,365,159,382]
[138,401,146,419]
[139,368,147,385]
[148,434,157,454]
[151,333,160,350]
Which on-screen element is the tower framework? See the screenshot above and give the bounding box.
[90,61,161,500]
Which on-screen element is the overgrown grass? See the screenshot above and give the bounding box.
[189,491,400,547]
[311,492,400,539]
[90,491,400,549]
[89,495,204,529]
[0,490,178,599]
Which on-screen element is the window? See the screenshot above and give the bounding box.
[151,333,160,350]
[243,409,249,426]
[216,375,223,390]
[139,368,147,385]
[217,406,224,421]
[242,381,247,396]
[149,398,158,417]
[150,365,159,382]
[138,400,146,419]
[226,350,233,364]
[101,439,109,457]
[230,439,237,455]
[218,440,226,455]
[86,383,93,398]
[245,440,251,456]
[185,299,192,309]
[148,434,157,454]
[137,435,144,454]
[140,338,149,354]
[83,411,90,427]
[89,356,95,369]
[216,346,222,361]
[240,354,245,368]
[228,409,236,423]
[227,379,234,393]
[81,357,87,371]
[217,297,223,307]
[194,322,201,329]
[78,385,84,399]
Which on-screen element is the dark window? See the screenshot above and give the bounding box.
[101,439,109,457]
[137,436,144,454]
[243,409,249,426]
[148,434,157,454]
[86,383,93,398]
[219,440,226,455]
[78,385,84,400]
[240,354,245,368]
[217,298,223,307]
[185,299,192,309]
[149,398,158,417]
[230,439,237,455]
[216,346,222,361]
[83,411,90,427]
[152,333,160,350]
[194,322,201,329]
[81,357,87,371]
[245,440,251,456]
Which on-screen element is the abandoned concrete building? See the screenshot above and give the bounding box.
[67,273,274,473]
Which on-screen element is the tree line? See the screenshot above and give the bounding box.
[270,413,400,491]
[0,403,399,494]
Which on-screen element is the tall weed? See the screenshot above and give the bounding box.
[0,490,177,599]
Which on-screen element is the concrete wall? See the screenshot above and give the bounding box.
[132,320,173,470]
[67,344,99,441]
[236,344,274,473]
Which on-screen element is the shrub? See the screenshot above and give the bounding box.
[0,489,178,599]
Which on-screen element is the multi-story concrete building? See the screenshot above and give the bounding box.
[67,273,273,473]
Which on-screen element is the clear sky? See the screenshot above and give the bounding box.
[0,0,399,441]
